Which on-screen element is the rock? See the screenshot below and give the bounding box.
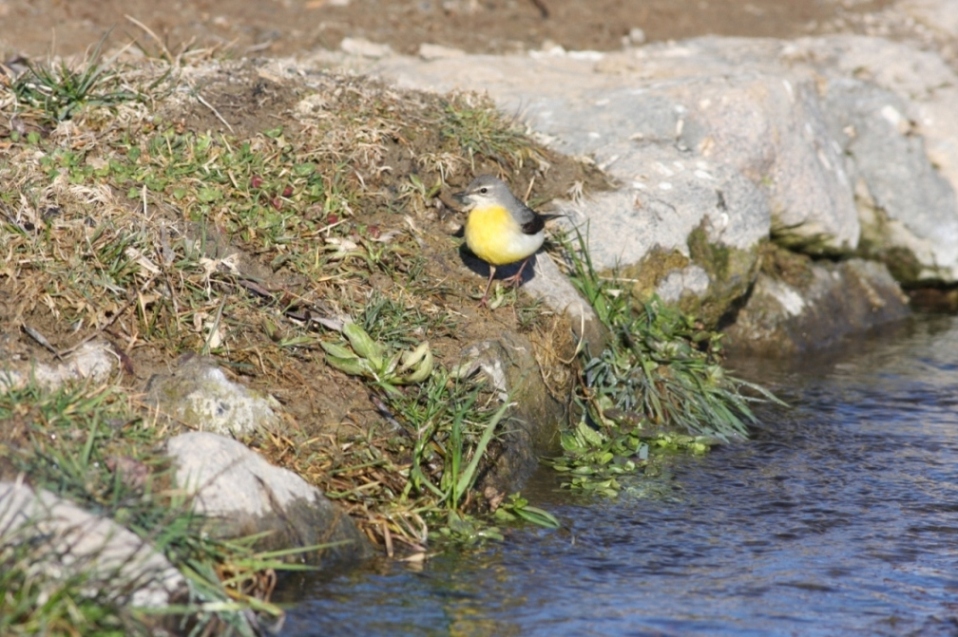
[786,36,958,283]
[552,152,768,322]
[0,480,185,608]
[823,78,958,283]
[0,340,116,391]
[364,33,958,301]
[145,355,279,436]
[340,37,393,59]
[898,0,958,39]
[167,432,371,563]
[523,253,607,350]
[678,71,860,254]
[418,43,465,61]
[627,27,646,46]
[807,37,958,197]
[657,264,710,302]
[723,257,911,355]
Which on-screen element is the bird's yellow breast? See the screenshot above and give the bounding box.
[465,204,540,266]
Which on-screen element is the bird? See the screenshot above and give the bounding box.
[454,175,558,307]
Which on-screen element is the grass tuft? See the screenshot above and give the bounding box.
[0,381,311,635]
[11,35,141,123]
[546,226,783,495]
[0,518,149,637]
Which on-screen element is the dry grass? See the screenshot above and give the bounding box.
[0,49,600,557]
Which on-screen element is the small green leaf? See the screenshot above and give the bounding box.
[320,341,356,359]
[325,355,368,376]
[577,421,605,447]
[512,505,560,529]
[342,321,384,369]
[197,186,221,203]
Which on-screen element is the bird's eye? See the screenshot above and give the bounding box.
[479,187,488,194]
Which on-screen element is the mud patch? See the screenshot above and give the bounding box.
[0,0,892,60]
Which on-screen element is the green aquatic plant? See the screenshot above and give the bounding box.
[321,319,558,541]
[494,493,560,528]
[550,227,782,495]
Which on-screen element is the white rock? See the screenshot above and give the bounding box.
[169,432,323,518]
[628,27,647,45]
[790,36,958,282]
[0,480,185,608]
[145,356,279,436]
[167,432,369,560]
[418,43,466,61]
[656,265,711,302]
[0,340,116,391]
[340,37,393,59]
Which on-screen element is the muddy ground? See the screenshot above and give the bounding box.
[1,0,892,60]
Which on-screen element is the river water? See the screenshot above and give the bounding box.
[281,313,958,636]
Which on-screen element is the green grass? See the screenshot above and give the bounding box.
[546,227,783,496]
[11,35,142,124]
[0,382,313,636]
[439,95,541,172]
[0,519,149,637]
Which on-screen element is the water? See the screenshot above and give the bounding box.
[281,314,958,636]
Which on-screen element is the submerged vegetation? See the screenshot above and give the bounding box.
[0,43,778,633]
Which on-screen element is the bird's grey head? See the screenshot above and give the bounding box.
[455,175,516,210]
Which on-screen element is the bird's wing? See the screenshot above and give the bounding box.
[521,208,563,236]
[513,201,544,235]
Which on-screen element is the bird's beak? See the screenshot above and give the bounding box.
[452,190,466,204]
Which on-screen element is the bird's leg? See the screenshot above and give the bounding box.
[501,257,532,288]
[479,265,497,307]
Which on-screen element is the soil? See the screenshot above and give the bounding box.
[0,0,892,60]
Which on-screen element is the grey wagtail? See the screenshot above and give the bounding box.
[454,175,558,307]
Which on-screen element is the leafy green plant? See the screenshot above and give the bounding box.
[12,36,139,122]
[582,298,773,440]
[322,320,434,396]
[320,315,559,540]
[494,493,560,528]
[408,388,509,511]
[549,227,782,495]
[397,374,561,540]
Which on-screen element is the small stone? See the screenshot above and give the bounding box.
[167,432,371,562]
[628,27,646,45]
[340,37,393,59]
[418,43,465,60]
[145,355,280,436]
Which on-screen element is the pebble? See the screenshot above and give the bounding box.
[418,43,466,60]
[340,36,393,58]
